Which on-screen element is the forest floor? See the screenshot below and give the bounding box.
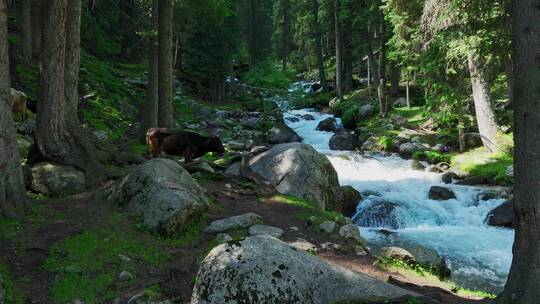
[0,170,495,304]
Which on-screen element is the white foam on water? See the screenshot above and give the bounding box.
[283,105,514,293]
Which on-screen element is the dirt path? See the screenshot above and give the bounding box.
[0,175,493,304]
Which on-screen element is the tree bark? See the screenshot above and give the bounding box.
[390,62,400,96]
[157,0,174,128]
[506,59,513,106]
[36,0,106,188]
[343,16,353,93]
[378,20,388,117]
[280,0,291,71]
[31,0,42,57]
[0,0,27,218]
[334,0,343,100]
[405,70,411,108]
[138,1,159,143]
[457,105,466,152]
[498,1,540,302]
[311,0,328,92]
[467,52,500,152]
[21,0,32,62]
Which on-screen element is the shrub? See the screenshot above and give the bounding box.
[378,136,395,151]
[412,151,426,161]
[244,61,294,89]
[341,106,359,129]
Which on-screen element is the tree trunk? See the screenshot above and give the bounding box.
[378,21,388,117]
[174,35,182,70]
[367,55,372,97]
[31,0,42,57]
[457,106,466,152]
[498,2,540,302]
[36,0,106,188]
[467,52,500,152]
[406,70,411,108]
[390,62,399,96]
[209,79,225,102]
[138,1,159,143]
[311,0,328,92]
[334,0,342,100]
[343,16,353,93]
[157,0,174,128]
[21,0,32,62]
[0,0,27,218]
[506,59,513,106]
[280,0,291,71]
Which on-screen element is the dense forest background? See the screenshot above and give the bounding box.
[2,0,538,303]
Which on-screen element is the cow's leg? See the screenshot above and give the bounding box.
[184,147,198,164]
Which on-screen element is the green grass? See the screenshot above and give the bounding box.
[0,217,22,241]
[43,218,169,303]
[394,106,426,127]
[0,263,25,304]
[452,148,513,185]
[78,52,145,140]
[265,194,346,227]
[158,213,209,247]
[376,257,496,300]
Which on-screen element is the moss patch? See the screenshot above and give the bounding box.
[0,264,25,304]
[43,215,169,303]
[452,148,513,185]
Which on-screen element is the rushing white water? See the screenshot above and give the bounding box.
[283,106,514,293]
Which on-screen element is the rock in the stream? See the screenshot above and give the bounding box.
[30,162,86,196]
[428,186,456,201]
[248,224,284,237]
[267,124,302,144]
[411,160,426,171]
[441,172,459,184]
[204,213,262,234]
[316,117,340,133]
[191,235,420,304]
[353,199,401,229]
[319,221,337,234]
[329,132,358,151]
[485,198,514,228]
[455,176,491,186]
[103,159,210,236]
[340,186,362,217]
[248,143,342,211]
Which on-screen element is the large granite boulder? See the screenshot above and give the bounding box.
[248,143,342,211]
[191,235,421,304]
[267,124,302,144]
[104,158,210,236]
[485,198,514,228]
[30,162,86,196]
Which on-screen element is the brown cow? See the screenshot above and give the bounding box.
[146,128,225,162]
[9,88,27,122]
